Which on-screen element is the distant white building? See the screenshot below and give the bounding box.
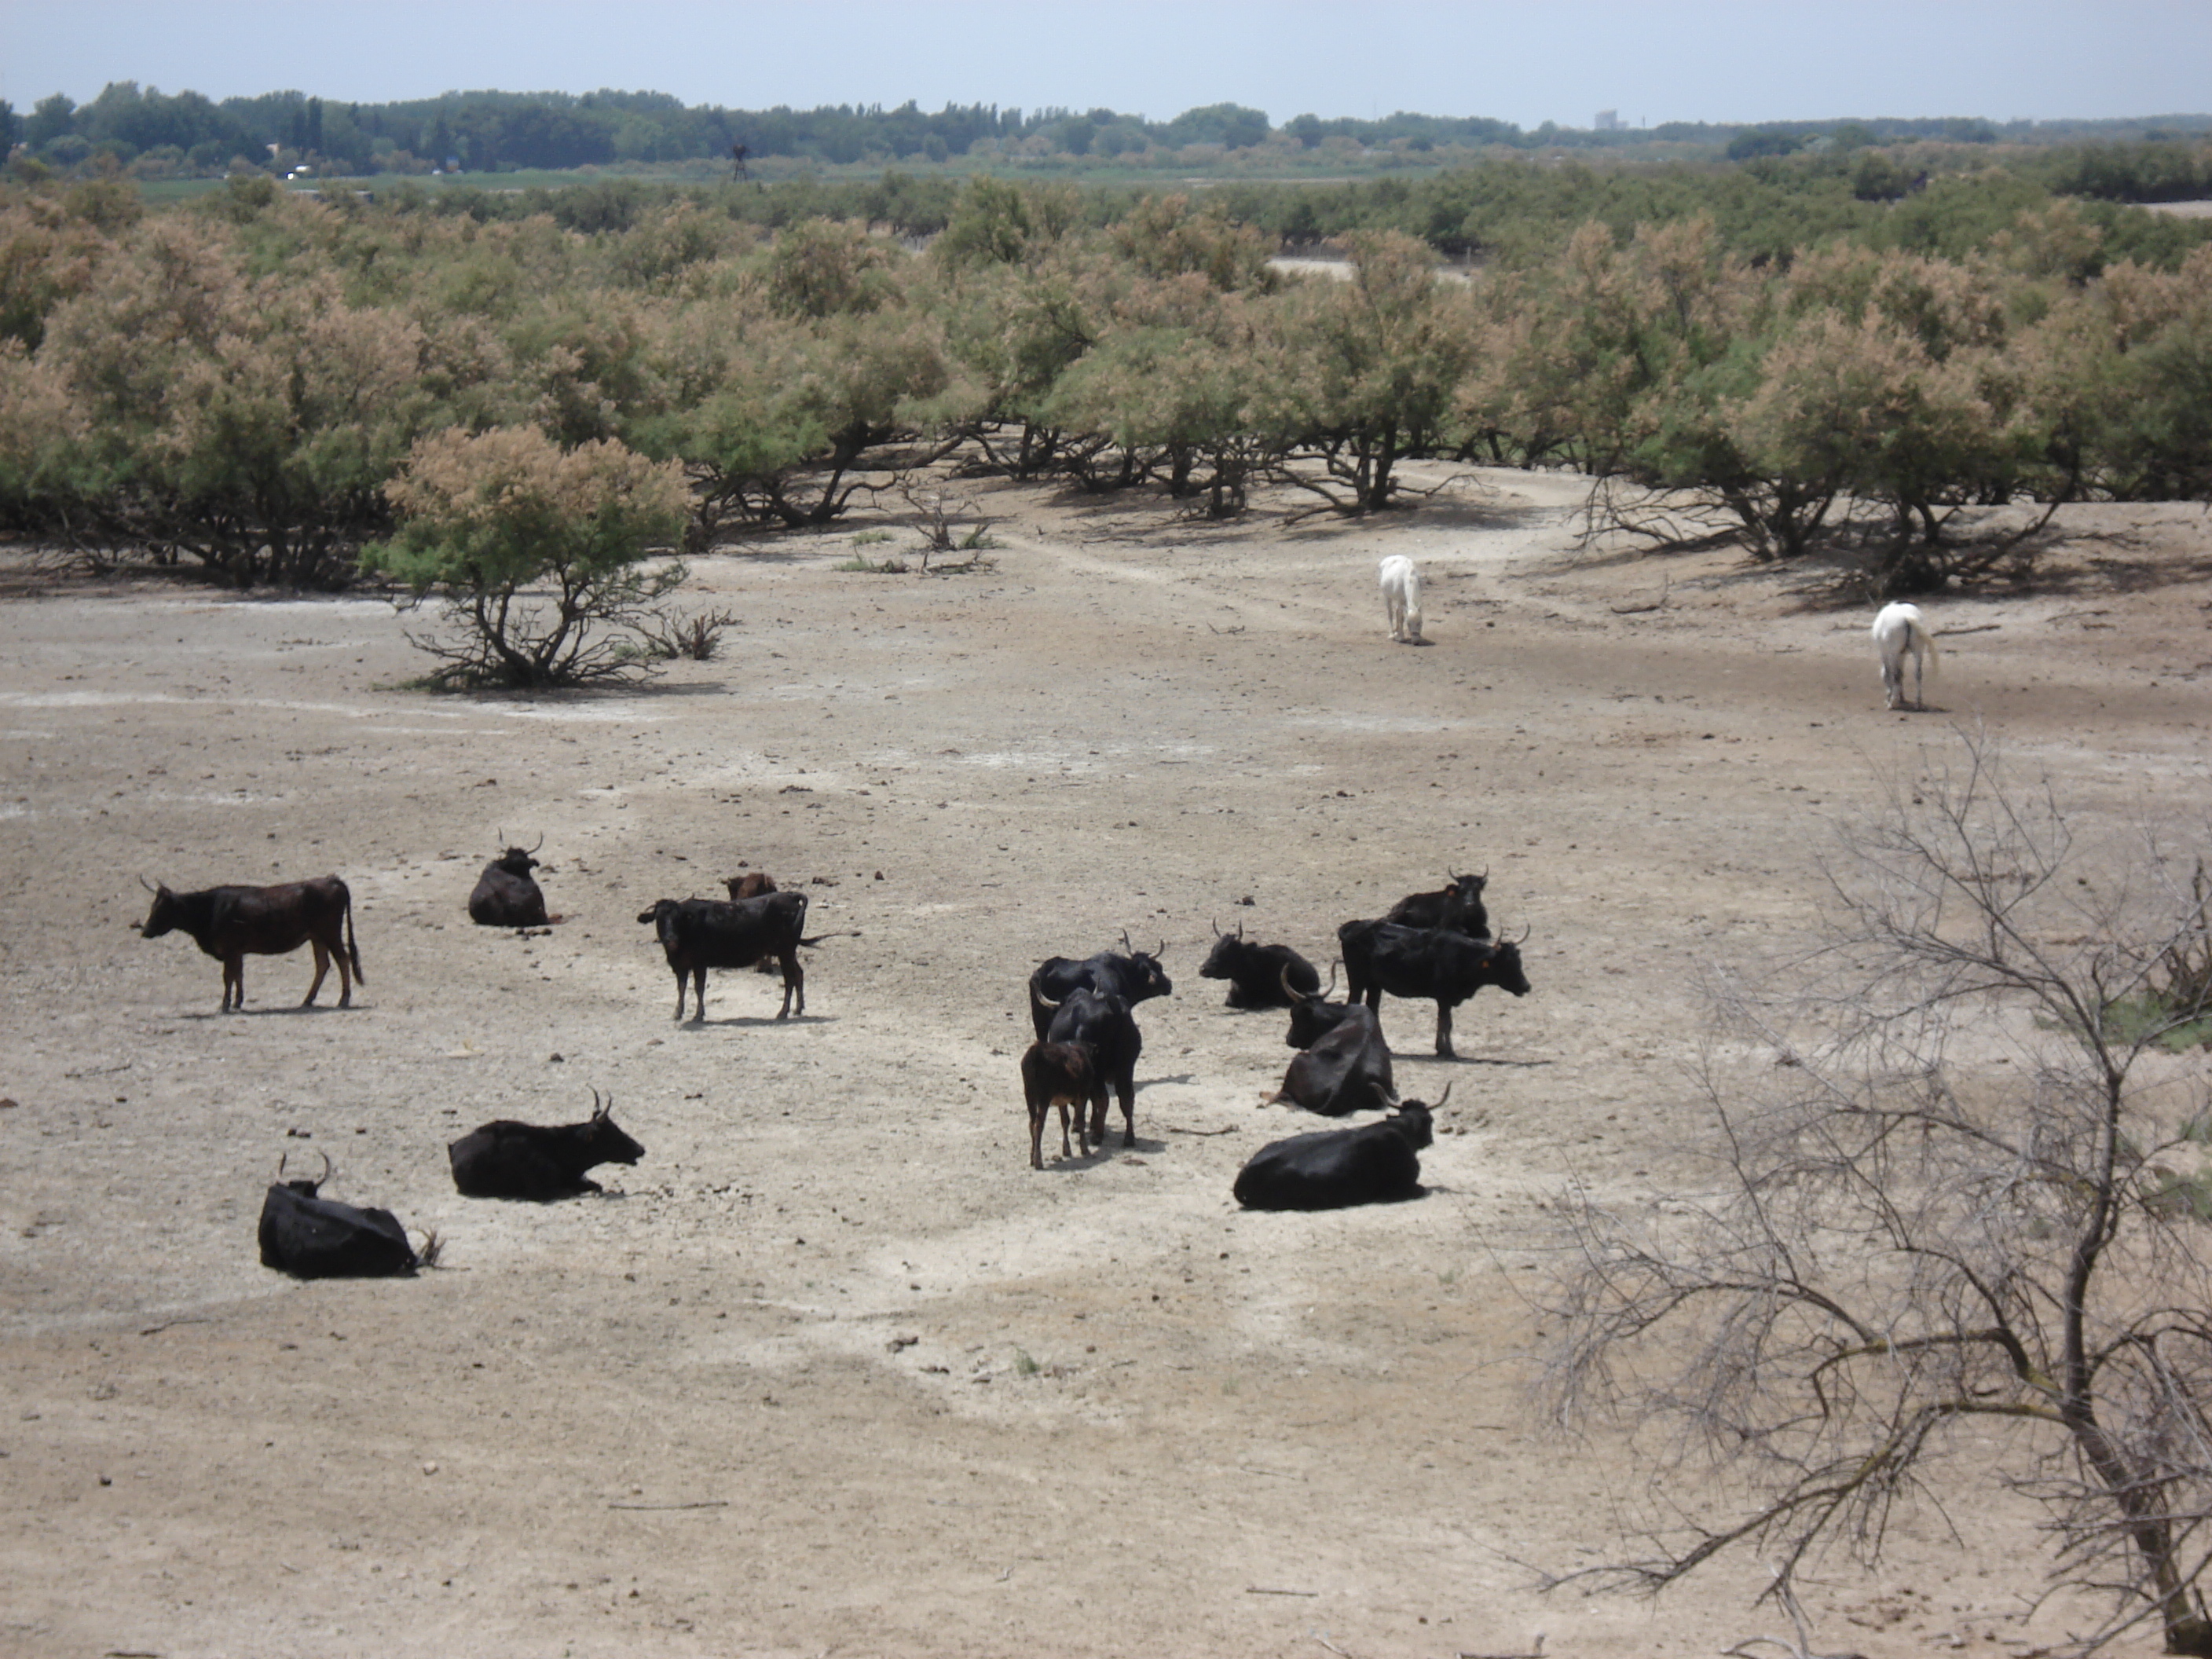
[1595,109,1623,131]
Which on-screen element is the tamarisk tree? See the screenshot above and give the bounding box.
[366,425,689,688]
[1540,735,2212,1654]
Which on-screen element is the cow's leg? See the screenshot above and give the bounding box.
[673,966,692,1022]
[302,939,331,1006]
[1434,1002,1456,1060]
[774,948,802,1019]
[1115,1077,1136,1148]
[329,927,353,1007]
[1027,1093,1046,1170]
[690,967,709,1022]
[223,955,244,1012]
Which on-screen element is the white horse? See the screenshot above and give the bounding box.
[1379,555,1423,643]
[1872,601,1939,710]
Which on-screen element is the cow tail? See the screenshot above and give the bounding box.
[346,888,365,984]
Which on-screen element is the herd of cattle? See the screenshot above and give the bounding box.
[133,847,1529,1276]
[1021,869,1530,1209]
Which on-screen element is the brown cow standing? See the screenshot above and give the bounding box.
[138,874,363,1011]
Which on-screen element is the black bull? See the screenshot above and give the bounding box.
[469,844,548,927]
[638,890,811,1022]
[1026,938,1172,1042]
[1339,920,1530,1059]
[1234,1100,1438,1210]
[139,874,363,1012]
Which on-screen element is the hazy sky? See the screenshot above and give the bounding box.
[6,0,2207,129]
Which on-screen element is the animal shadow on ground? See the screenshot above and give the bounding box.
[1039,1133,1168,1170]
[1398,1052,1551,1068]
[180,1003,357,1021]
[685,1013,831,1029]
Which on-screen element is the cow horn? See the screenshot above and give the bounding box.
[1210,918,1221,939]
[1031,980,1062,1013]
[529,832,544,855]
[1279,961,1303,1002]
[591,1087,610,1120]
[1432,1082,1454,1111]
[139,874,158,894]
[1119,928,1133,954]
[1322,961,1339,998]
[1514,923,1531,944]
[1236,921,1244,941]
[1154,939,1166,961]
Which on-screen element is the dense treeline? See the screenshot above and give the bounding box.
[2,167,2209,599]
[5,79,2211,180]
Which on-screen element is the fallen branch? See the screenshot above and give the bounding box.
[1247,1586,1319,1597]
[608,1500,729,1511]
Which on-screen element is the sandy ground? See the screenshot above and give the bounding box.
[2,469,2210,1659]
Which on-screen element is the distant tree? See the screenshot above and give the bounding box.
[25,94,76,152]
[1111,193,1276,291]
[932,176,1079,270]
[1726,127,1803,160]
[764,218,899,318]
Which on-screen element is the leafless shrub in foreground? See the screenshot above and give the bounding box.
[633,605,741,661]
[1536,732,2212,1654]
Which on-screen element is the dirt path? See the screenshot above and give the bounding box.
[2,474,2208,1657]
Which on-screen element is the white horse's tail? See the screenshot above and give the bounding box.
[1911,614,1939,684]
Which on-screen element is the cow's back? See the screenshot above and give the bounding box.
[1234,1123,1423,1210]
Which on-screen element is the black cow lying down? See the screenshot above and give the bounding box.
[469,842,550,928]
[1386,870,1489,937]
[258,1156,426,1278]
[1020,1040,1108,1169]
[449,1090,643,1199]
[1274,1002,1394,1117]
[1282,963,1357,1050]
[1233,1097,1441,1211]
[1199,921,1320,1010]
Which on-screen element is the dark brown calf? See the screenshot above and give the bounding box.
[1021,1041,1107,1169]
